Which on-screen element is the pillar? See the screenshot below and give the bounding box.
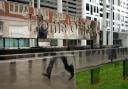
[36,0,41,47]
[37,0,40,14]
[82,0,86,19]
[57,0,63,13]
[32,0,34,8]
[57,0,63,47]
[91,68,100,84]
[103,0,107,46]
[81,0,87,46]
[96,32,100,46]
[123,60,128,79]
[108,31,113,46]
[108,0,113,45]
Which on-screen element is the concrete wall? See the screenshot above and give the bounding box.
[119,34,128,47]
[0,16,36,38]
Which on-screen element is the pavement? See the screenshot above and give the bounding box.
[0,58,75,89]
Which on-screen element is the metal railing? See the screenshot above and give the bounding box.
[1,47,128,71]
[0,47,128,88]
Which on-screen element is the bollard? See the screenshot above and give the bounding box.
[91,68,100,84]
[123,60,128,80]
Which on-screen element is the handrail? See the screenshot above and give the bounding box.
[0,47,128,71]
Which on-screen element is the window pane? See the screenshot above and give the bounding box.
[19,5,23,13]
[24,6,28,12]
[14,39,18,48]
[15,4,19,12]
[10,3,14,12]
[5,39,10,48]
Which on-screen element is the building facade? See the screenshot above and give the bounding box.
[85,0,128,46]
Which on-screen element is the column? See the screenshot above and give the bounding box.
[108,31,113,46]
[37,0,40,14]
[103,0,107,46]
[57,0,63,13]
[36,0,40,47]
[81,0,87,46]
[32,0,34,8]
[28,0,34,47]
[82,0,86,19]
[57,0,63,47]
[96,32,100,46]
[108,0,113,45]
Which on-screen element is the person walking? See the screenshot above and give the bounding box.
[43,55,74,80]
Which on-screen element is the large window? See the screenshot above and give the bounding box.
[106,13,109,18]
[9,3,14,12]
[50,39,57,46]
[86,4,89,11]
[94,6,96,12]
[91,5,93,15]
[19,4,24,13]
[118,0,120,6]
[97,7,99,13]
[100,13,103,17]
[19,39,29,47]
[0,38,37,49]
[87,16,91,20]
[113,0,114,4]
[15,4,19,12]
[24,6,28,12]
[5,38,18,48]
[113,12,115,20]
[4,38,29,49]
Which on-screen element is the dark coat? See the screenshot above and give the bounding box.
[37,24,48,39]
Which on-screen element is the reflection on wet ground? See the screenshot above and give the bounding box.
[0,58,75,89]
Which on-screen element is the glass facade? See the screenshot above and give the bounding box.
[0,38,37,49]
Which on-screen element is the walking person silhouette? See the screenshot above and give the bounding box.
[43,55,74,80]
[36,15,74,80]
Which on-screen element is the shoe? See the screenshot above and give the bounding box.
[42,73,51,79]
[68,65,74,80]
[68,75,74,80]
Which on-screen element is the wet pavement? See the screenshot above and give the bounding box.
[0,57,75,89]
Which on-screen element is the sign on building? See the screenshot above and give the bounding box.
[36,8,100,40]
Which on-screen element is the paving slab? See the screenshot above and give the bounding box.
[0,56,76,89]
